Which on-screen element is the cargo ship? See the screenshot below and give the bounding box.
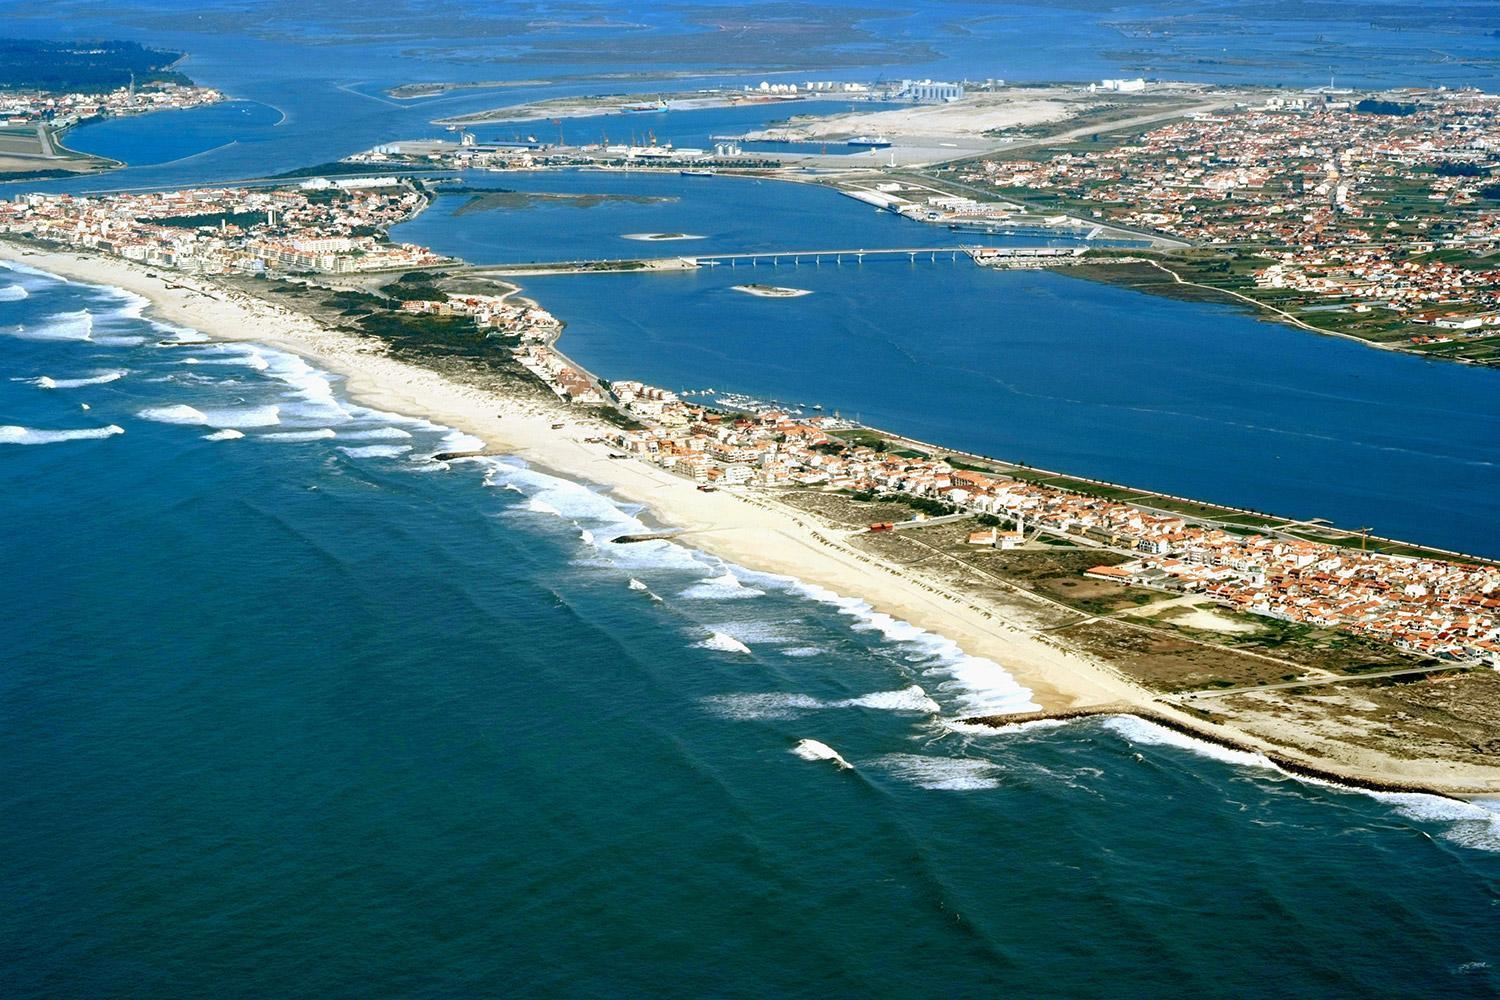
[679,167,716,176]
[621,99,668,114]
[847,134,892,148]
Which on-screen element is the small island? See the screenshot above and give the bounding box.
[732,284,813,298]
[621,232,703,241]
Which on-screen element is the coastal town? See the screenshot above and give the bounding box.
[0,181,445,274]
[0,79,222,129]
[0,39,225,180]
[3,166,1496,675]
[510,359,1500,669]
[16,6,1500,991]
[950,88,1500,361]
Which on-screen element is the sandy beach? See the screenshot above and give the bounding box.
[8,242,1499,795]
[0,243,1137,711]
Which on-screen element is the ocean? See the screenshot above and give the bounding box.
[4,263,1500,999]
[5,0,1500,993]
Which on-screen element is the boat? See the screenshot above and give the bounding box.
[847,134,892,148]
[679,167,716,176]
[622,99,667,114]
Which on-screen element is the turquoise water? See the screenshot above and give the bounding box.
[4,263,1500,998]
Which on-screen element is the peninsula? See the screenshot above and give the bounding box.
[0,40,222,180]
[4,170,1498,795]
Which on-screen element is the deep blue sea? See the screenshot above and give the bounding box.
[5,0,1500,994]
[5,263,1500,999]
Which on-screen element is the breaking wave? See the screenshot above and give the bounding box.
[138,403,281,428]
[696,631,752,655]
[1103,716,1500,853]
[339,426,413,441]
[681,570,765,601]
[704,685,940,720]
[203,429,245,441]
[10,309,94,342]
[24,369,128,390]
[0,284,28,301]
[790,739,852,769]
[870,753,1003,791]
[259,428,337,442]
[338,444,413,459]
[0,424,124,445]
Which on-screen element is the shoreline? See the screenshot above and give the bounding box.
[6,241,1499,797]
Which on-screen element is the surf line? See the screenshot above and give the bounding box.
[963,704,1485,801]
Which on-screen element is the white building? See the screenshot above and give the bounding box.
[897,79,964,103]
[1091,79,1147,94]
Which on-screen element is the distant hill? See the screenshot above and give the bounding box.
[0,39,190,92]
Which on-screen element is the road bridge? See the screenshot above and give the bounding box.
[457,245,991,274]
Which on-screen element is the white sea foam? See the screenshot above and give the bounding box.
[1103,716,1277,771]
[438,430,485,453]
[697,631,752,655]
[0,424,124,445]
[137,404,208,424]
[485,460,1035,716]
[0,260,63,282]
[780,646,826,658]
[203,429,245,441]
[10,309,94,342]
[183,347,270,371]
[703,693,826,720]
[1373,794,1500,853]
[1102,717,1500,853]
[711,570,1040,717]
[871,753,1002,791]
[339,426,413,441]
[835,685,941,713]
[943,717,1069,737]
[0,283,28,301]
[259,428,336,442]
[790,739,852,769]
[338,444,413,459]
[628,578,649,591]
[138,403,281,429]
[705,685,939,720]
[24,369,128,390]
[681,570,765,601]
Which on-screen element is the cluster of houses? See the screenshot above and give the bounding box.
[400,293,560,342]
[961,90,1500,337]
[0,81,221,127]
[515,345,604,404]
[0,182,445,274]
[527,369,1499,664]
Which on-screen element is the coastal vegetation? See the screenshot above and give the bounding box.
[0,39,189,91]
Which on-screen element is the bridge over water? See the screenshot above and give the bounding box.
[457,245,1002,274]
